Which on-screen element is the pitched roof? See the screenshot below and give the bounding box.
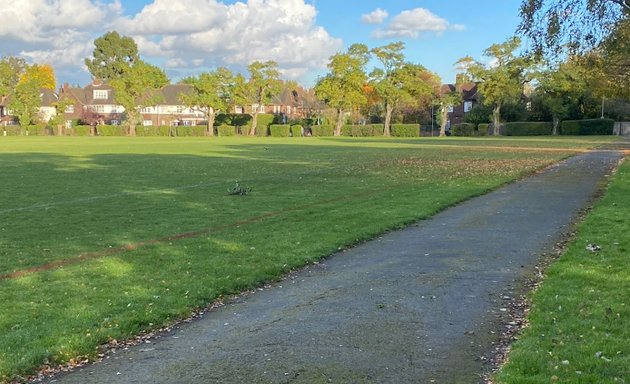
[160,84,193,105]
[40,88,59,107]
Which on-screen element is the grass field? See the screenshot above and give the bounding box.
[495,154,630,383]
[0,136,618,382]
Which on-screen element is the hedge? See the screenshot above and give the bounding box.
[560,118,614,135]
[136,126,173,136]
[176,126,207,136]
[270,124,291,137]
[341,124,384,137]
[452,123,476,136]
[253,114,274,136]
[504,122,553,136]
[290,125,303,137]
[311,125,334,137]
[390,124,420,137]
[217,125,237,136]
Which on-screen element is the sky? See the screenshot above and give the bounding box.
[0,0,523,88]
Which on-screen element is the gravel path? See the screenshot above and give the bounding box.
[45,149,624,384]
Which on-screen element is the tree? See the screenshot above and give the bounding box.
[49,97,74,136]
[8,77,40,126]
[233,61,281,136]
[518,0,630,57]
[435,90,462,137]
[0,56,26,99]
[19,64,56,91]
[110,60,169,136]
[596,16,630,98]
[315,44,369,136]
[85,31,139,81]
[180,68,234,136]
[534,59,588,134]
[457,37,533,135]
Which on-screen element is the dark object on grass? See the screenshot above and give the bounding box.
[227,181,252,196]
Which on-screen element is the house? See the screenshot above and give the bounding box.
[0,88,59,125]
[441,82,479,128]
[140,84,206,127]
[58,81,125,127]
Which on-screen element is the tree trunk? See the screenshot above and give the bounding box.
[57,124,64,136]
[492,104,501,136]
[207,112,215,136]
[383,102,393,136]
[439,105,448,137]
[552,115,560,135]
[334,108,343,136]
[249,109,258,136]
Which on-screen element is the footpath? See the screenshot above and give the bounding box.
[45,148,625,384]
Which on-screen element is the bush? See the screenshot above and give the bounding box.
[177,126,207,137]
[269,124,291,137]
[452,123,476,136]
[71,125,93,136]
[390,124,420,137]
[136,126,172,136]
[477,123,491,136]
[217,125,237,136]
[504,122,553,136]
[96,125,128,136]
[311,125,334,137]
[1,126,22,136]
[560,119,614,135]
[290,125,303,137]
[253,114,274,136]
[341,124,384,137]
[24,124,49,136]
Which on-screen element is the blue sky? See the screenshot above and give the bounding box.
[0,0,523,87]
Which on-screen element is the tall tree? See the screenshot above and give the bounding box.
[518,0,630,56]
[49,96,74,136]
[369,42,405,136]
[110,60,169,136]
[233,61,281,136]
[315,44,369,136]
[19,64,56,91]
[180,67,234,136]
[457,37,533,135]
[85,31,139,81]
[435,89,462,137]
[0,56,27,99]
[8,77,41,126]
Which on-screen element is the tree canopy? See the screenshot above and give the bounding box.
[0,56,26,98]
[85,31,139,81]
[233,60,281,136]
[518,0,630,56]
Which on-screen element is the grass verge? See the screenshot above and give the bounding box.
[0,136,618,382]
[495,156,630,383]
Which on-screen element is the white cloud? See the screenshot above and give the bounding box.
[0,0,342,85]
[361,8,388,25]
[373,8,465,39]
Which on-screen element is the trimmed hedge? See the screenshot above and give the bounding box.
[452,123,476,136]
[270,124,291,137]
[70,125,93,136]
[136,126,173,136]
[504,122,553,136]
[176,126,207,137]
[478,123,491,136]
[290,125,303,137]
[2,126,23,136]
[217,125,237,136]
[341,124,384,137]
[560,118,614,135]
[390,124,420,137]
[96,125,128,136]
[311,125,334,137]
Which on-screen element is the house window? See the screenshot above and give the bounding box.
[110,120,119,125]
[65,120,73,129]
[287,106,292,114]
[273,105,281,114]
[143,120,153,126]
[92,105,105,113]
[464,101,473,113]
[65,105,75,113]
[259,105,265,113]
[93,90,108,99]
[447,105,454,113]
[176,106,184,114]
[235,106,243,114]
[183,120,191,126]
[141,106,153,113]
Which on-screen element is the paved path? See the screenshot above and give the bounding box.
[46,150,624,384]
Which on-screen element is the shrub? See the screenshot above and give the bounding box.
[504,122,553,136]
[311,125,334,137]
[269,124,291,137]
[342,124,384,137]
[560,118,614,135]
[136,126,172,136]
[390,124,420,137]
[96,125,128,136]
[452,123,476,136]
[217,125,237,136]
[476,124,489,136]
[253,114,274,136]
[177,126,207,137]
[24,124,49,136]
[290,125,303,137]
[1,126,22,136]
[71,125,93,136]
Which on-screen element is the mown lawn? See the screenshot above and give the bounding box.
[0,136,617,382]
[495,151,630,383]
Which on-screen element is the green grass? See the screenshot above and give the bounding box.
[0,136,618,382]
[496,155,630,383]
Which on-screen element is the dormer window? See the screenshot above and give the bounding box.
[93,90,108,99]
